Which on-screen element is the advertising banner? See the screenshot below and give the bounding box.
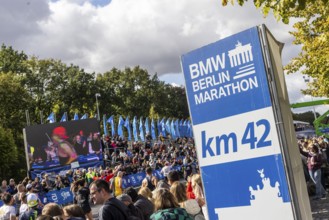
[181,26,297,219]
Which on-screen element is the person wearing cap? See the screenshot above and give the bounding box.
[25,184,43,209]
[25,184,33,194]
[51,126,77,166]
[19,194,42,220]
[0,192,16,220]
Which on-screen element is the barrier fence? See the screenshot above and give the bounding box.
[0,165,183,207]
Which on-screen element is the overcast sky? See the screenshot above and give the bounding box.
[0,0,324,114]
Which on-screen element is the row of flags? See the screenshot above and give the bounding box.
[104,115,193,141]
[46,112,193,141]
[46,112,95,123]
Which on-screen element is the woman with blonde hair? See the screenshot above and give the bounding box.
[110,171,123,197]
[191,174,208,219]
[150,188,192,220]
[138,186,153,201]
[170,182,204,219]
[63,204,85,220]
[191,174,205,206]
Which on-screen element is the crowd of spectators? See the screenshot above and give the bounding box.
[0,136,203,220]
[298,135,329,200]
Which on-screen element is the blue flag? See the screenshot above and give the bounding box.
[133,116,138,141]
[157,118,161,138]
[124,116,131,141]
[118,116,125,138]
[139,117,145,142]
[182,119,188,137]
[145,117,150,135]
[160,118,166,137]
[47,112,55,123]
[151,118,156,140]
[165,119,171,136]
[60,112,67,122]
[175,119,180,138]
[73,113,79,120]
[187,120,193,137]
[107,115,116,137]
[171,119,176,139]
[103,114,108,136]
[81,113,88,119]
[178,119,184,137]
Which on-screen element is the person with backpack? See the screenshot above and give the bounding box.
[170,182,205,220]
[150,189,191,220]
[142,167,157,191]
[89,179,129,220]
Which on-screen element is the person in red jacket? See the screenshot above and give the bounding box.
[186,176,195,199]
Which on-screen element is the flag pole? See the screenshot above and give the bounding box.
[25,110,30,126]
[40,110,43,124]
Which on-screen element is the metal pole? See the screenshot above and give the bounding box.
[303,76,317,120]
[311,96,317,120]
[95,93,101,121]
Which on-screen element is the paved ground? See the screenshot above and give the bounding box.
[311,195,329,220]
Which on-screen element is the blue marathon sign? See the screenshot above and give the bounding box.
[181,26,295,219]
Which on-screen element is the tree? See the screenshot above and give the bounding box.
[222,0,324,24]
[152,83,189,118]
[224,0,329,98]
[292,111,319,125]
[23,58,97,122]
[0,73,31,135]
[96,66,161,117]
[285,0,329,97]
[0,126,19,180]
[0,73,31,180]
[0,44,28,74]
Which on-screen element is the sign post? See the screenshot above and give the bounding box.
[181,25,311,219]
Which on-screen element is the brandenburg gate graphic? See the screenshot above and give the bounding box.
[228,41,253,68]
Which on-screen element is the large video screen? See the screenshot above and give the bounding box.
[25,119,103,170]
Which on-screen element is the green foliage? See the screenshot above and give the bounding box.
[224,0,329,99]
[292,111,319,125]
[0,44,28,74]
[0,126,18,180]
[0,74,31,134]
[95,67,189,118]
[0,74,30,181]
[0,45,190,181]
[285,0,329,97]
